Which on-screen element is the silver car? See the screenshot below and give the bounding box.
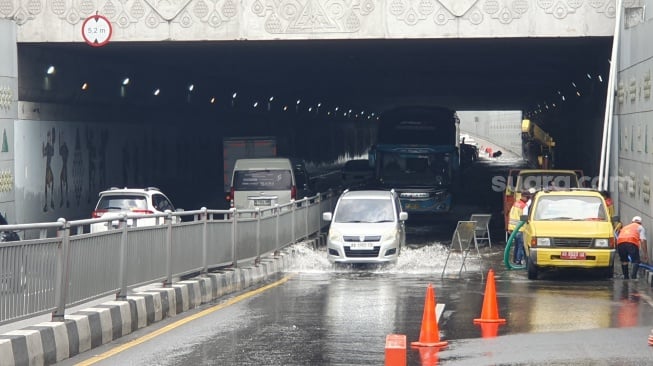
[323,189,408,265]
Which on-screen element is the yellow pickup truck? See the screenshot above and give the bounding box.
[520,189,619,280]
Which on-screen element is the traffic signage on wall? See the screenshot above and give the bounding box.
[82,14,112,47]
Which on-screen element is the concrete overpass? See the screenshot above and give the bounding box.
[0,0,652,228]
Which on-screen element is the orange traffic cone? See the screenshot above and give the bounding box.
[473,269,506,324]
[478,322,500,338]
[411,284,448,348]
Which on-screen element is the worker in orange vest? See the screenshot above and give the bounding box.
[616,216,649,279]
[508,187,535,264]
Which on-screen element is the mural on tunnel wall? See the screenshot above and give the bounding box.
[13,119,224,224]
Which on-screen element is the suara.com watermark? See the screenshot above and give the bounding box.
[490,174,619,192]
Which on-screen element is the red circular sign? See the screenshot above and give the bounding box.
[82,15,113,47]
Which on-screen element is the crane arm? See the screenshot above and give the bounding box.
[521,119,555,148]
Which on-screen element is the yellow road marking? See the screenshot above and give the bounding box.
[76,273,296,365]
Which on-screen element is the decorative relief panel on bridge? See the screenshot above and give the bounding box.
[251,0,375,34]
[0,86,13,113]
[0,0,617,41]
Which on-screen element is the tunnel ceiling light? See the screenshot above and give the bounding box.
[188,84,194,92]
[317,102,322,107]
[283,106,288,111]
[122,78,130,86]
[232,92,237,99]
[46,65,56,75]
[571,82,577,88]
[153,88,160,96]
[210,97,216,104]
[269,96,274,102]
[81,83,89,91]
[296,99,301,105]
[335,106,339,111]
[308,107,313,112]
[586,73,592,79]
[576,91,581,97]
[598,75,603,82]
[253,101,259,108]
[562,95,566,101]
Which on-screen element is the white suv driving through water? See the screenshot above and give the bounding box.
[322,189,408,265]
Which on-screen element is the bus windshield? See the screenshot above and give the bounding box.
[379,151,451,186]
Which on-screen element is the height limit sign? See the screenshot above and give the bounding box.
[82,14,112,47]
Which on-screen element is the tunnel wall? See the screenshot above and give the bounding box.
[615,1,653,250]
[9,100,374,224]
[0,20,18,224]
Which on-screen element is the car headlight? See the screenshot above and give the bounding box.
[536,238,551,247]
[381,228,400,242]
[594,238,610,248]
[328,228,343,243]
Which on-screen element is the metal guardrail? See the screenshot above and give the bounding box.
[0,192,337,325]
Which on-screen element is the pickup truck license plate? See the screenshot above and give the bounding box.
[350,242,374,250]
[561,251,585,260]
[254,199,271,206]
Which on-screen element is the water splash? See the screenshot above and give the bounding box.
[285,241,482,275]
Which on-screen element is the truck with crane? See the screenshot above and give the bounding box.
[521,119,555,169]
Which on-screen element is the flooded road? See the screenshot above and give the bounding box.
[63,242,653,366]
[61,151,653,365]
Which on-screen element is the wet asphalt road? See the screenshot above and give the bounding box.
[62,244,653,366]
[61,153,653,365]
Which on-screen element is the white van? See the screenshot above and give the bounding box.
[229,158,296,209]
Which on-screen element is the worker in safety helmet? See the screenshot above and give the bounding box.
[509,187,536,265]
[616,216,649,279]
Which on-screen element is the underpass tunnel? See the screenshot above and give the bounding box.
[13,37,613,217]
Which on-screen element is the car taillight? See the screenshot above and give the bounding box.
[130,209,154,214]
[92,209,107,218]
[291,185,297,200]
[228,187,235,207]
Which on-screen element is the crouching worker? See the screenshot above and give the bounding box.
[616,216,649,279]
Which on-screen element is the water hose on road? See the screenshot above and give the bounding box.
[504,220,526,270]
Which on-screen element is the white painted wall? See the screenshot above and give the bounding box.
[0,20,18,223]
[1,1,615,43]
[615,0,653,257]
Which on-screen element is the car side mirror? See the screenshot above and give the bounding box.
[322,212,332,222]
[520,214,528,222]
[399,212,408,221]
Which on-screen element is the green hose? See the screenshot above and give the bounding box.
[504,220,526,270]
